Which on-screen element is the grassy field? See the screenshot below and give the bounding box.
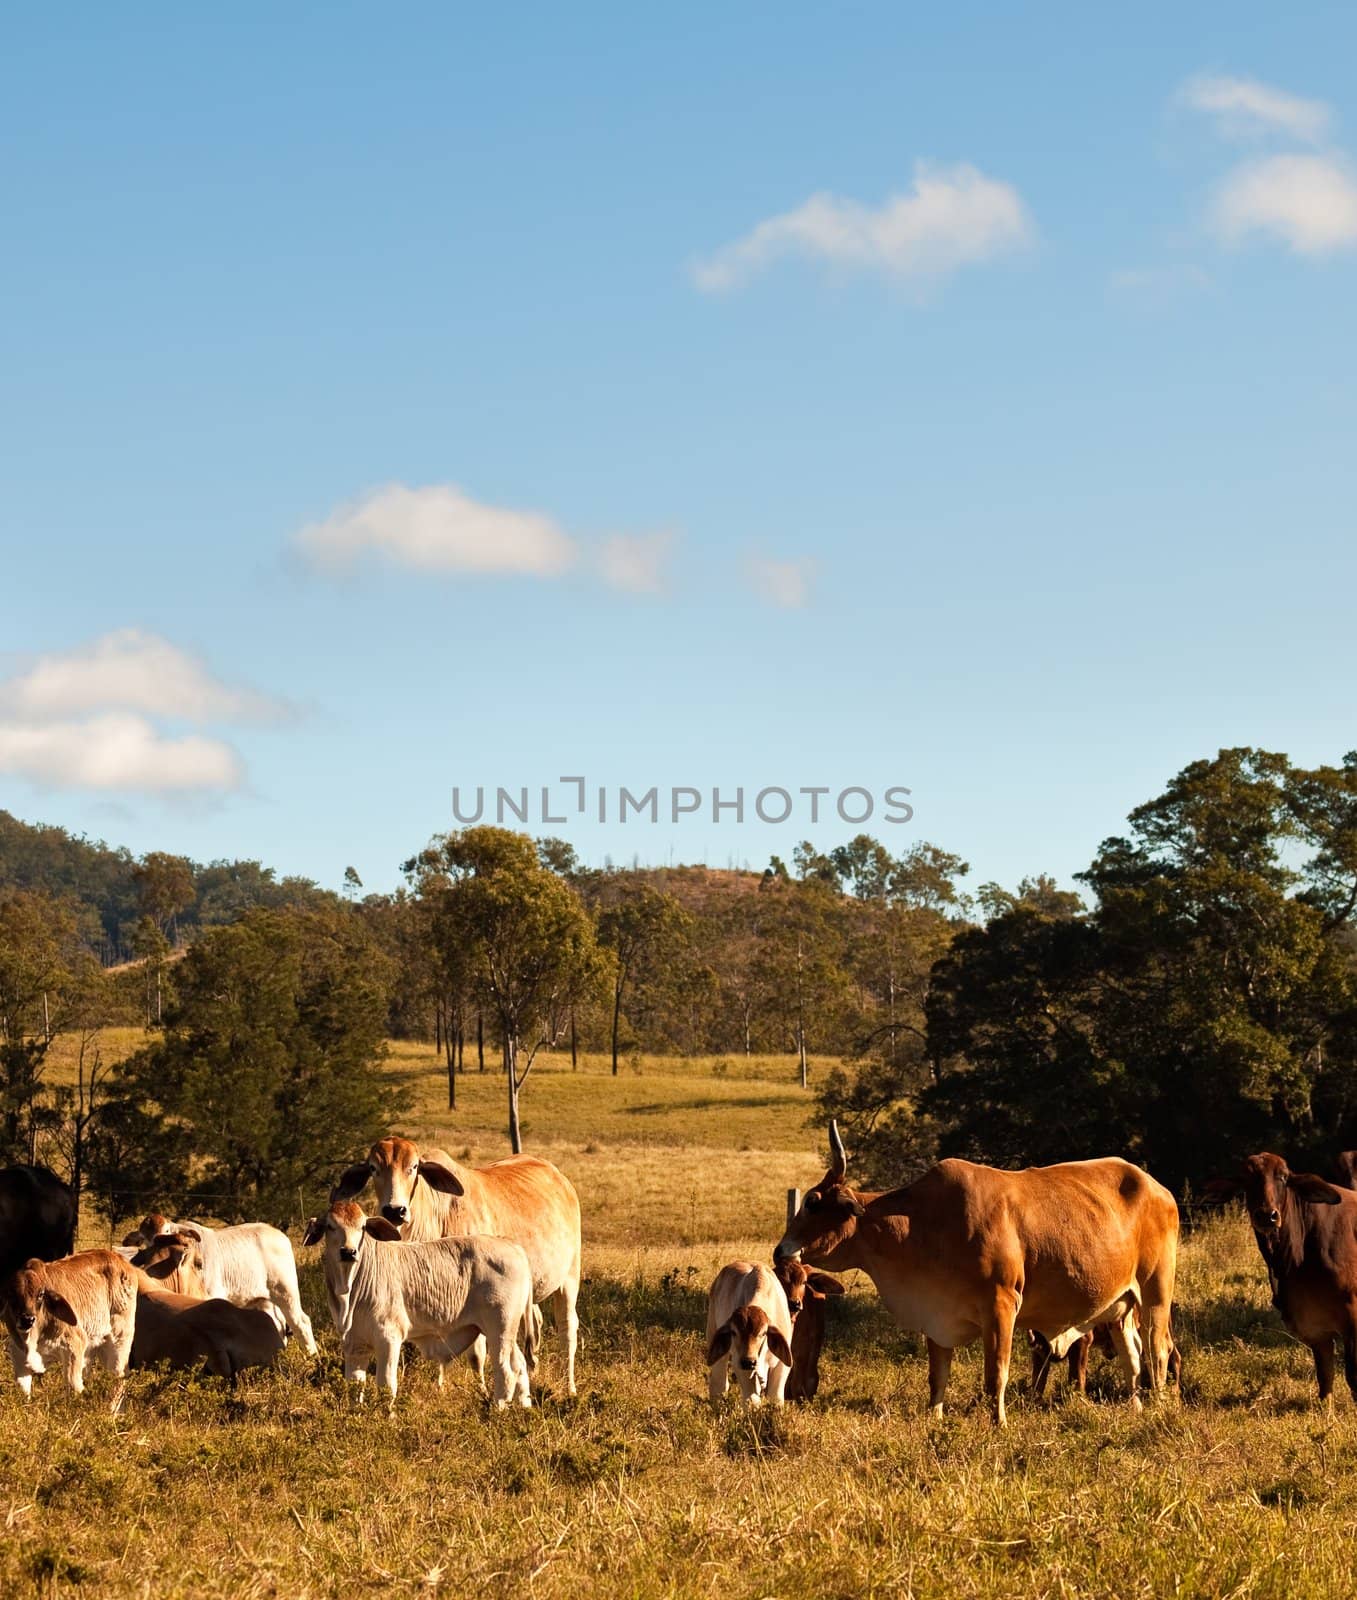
[6,1039,1357,1598]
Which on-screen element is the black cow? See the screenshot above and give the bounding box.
[0,1166,77,1279]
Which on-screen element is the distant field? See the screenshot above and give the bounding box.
[8,1038,1357,1598]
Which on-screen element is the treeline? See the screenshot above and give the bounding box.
[2,745,1356,1217]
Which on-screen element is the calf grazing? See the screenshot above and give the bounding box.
[330,1136,582,1393]
[131,1288,285,1383]
[1,1250,137,1398]
[705,1262,794,1407]
[1031,1311,1183,1399]
[303,1201,534,1407]
[776,1122,1179,1424]
[773,1258,845,1401]
[130,1214,315,1354]
[1228,1152,1357,1404]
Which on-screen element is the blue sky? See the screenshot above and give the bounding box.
[2,3,1354,896]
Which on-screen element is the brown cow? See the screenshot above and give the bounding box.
[773,1258,845,1401]
[1230,1152,1357,1404]
[331,1136,582,1392]
[0,1250,138,1399]
[775,1122,1179,1424]
[131,1286,285,1383]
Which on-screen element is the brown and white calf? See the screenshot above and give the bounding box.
[0,1250,138,1398]
[773,1258,846,1401]
[330,1137,582,1393]
[128,1214,315,1353]
[705,1262,794,1407]
[303,1201,534,1407]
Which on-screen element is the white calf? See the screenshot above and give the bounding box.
[705,1261,794,1407]
[303,1201,534,1407]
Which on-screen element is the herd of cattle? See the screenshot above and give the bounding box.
[3,1127,1357,1422]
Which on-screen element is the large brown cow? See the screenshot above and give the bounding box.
[775,1123,1179,1424]
[331,1136,582,1393]
[1231,1151,1357,1404]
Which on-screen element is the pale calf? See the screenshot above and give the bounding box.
[705,1261,794,1407]
[303,1201,534,1407]
[132,1213,315,1354]
[0,1250,138,1399]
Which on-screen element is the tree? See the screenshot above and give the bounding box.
[596,886,691,1075]
[131,851,196,944]
[343,865,363,900]
[429,828,607,1152]
[0,891,75,1163]
[91,906,402,1222]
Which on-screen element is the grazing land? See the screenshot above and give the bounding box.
[5,1043,1357,1599]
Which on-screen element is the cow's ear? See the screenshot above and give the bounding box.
[843,1193,866,1219]
[177,1226,202,1243]
[807,1272,846,1297]
[301,1215,326,1247]
[705,1323,734,1366]
[120,1229,145,1248]
[767,1327,794,1367]
[364,1216,403,1241]
[330,1164,374,1202]
[42,1289,79,1327]
[1287,1172,1345,1205]
[417,1161,464,1197]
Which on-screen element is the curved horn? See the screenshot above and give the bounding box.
[828,1120,847,1179]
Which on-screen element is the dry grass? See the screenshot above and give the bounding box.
[7,1037,1357,1597]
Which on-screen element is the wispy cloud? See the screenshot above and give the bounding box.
[692,162,1034,293]
[0,713,242,792]
[1107,264,1211,304]
[1211,154,1357,255]
[1180,74,1332,144]
[597,532,673,595]
[746,555,815,610]
[0,628,289,723]
[295,483,578,577]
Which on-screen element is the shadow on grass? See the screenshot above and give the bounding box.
[622,1094,799,1117]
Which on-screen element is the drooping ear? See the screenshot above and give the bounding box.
[364,1216,403,1241]
[416,1160,464,1196]
[767,1326,794,1366]
[330,1163,374,1202]
[42,1289,78,1327]
[139,1252,179,1282]
[301,1215,326,1247]
[121,1229,145,1248]
[176,1226,203,1243]
[705,1323,734,1367]
[807,1272,846,1298]
[842,1192,866,1219]
[1287,1172,1345,1206]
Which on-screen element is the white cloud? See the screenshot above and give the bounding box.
[296,483,578,577]
[1211,154,1357,254]
[1181,74,1332,144]
[0,713,242,792]
[0,628,288,723]
[692,162,1034,293]
[746,555,814,609]
[596,532,673,594]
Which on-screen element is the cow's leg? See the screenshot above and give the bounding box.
[1141,1300,1173,1396]
[374,1336,402,1404]
[1310,1338,1336,1406]
[465,1334,488,1394]
[272,1286,316,1358]
[982,1291,1019,1426]
[509,1335,533,1408]
[1341,1312,1357,1403]
[926,1338,953,1417]
[766,1353,789,1406]
[61,1335,89,1396]
[708,1358,729,1407]
[552,1276,580,1396]
[1069,1332,1092,1395]
[1029,1334,1053,1401]
[1104,1314,1143,1411]
[343,1342,371,1400]
[488,1324,521,1410]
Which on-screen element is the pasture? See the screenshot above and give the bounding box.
[4,1044,1357,1598]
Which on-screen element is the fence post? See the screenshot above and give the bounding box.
[785,1187,801,1227]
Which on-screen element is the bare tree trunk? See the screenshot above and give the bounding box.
[445,1018,456,1112]
[795,935,808,1089]
[477,1010,485,1071]
[611,976,624,1076]
[570,1008,578,1071]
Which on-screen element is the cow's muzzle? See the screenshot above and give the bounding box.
[339,1247,358,1264]
[1253,1208,1281,1231]
[381,1204,408,1224]
[16,1315,35,1332]
[773,1244,799,1266]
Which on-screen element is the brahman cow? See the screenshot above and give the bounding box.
[0,1165,76,1280]
[331,1136,581,1392]
[773,1257,845,1401]
[705,1261,794,1407]
[1,1250,138,1398]
[1229,1151,1357,1405]
[775,1122,1179,1424]
[130,1213,315,1353]
[303,1200,535,1407]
